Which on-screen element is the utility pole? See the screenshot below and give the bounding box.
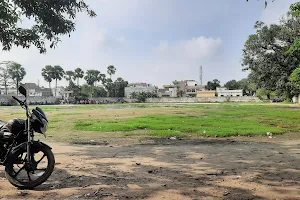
[199,66,203,86]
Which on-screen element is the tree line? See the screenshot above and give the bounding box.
[41,65,128,98]
[0,61,128,98]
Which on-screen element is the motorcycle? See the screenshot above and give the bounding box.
[0,86,55,189]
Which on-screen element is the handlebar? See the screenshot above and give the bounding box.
[12,96,24,106]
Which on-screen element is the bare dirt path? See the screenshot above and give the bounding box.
[0,134,300,200]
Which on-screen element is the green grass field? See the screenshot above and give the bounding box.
[1,103,299,143]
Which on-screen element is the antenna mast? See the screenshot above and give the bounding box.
[199,66,203,86]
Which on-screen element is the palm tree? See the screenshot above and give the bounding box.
[84,70,100,97]
[7,61,26,95]
[107,65,116,79]
[74,67,84,85]
[41,65,54,92]
[53,65,65,97]
[98,73,106,85]
[64,70,75,86]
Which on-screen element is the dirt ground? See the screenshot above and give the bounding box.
[0,134,300,200]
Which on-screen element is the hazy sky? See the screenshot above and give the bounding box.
[0,0,297,88]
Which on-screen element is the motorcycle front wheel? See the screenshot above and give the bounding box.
[4,145,55,189]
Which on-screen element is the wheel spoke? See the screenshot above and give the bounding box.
[27,171,32,181]
[13,166,25,178]
[36,154,46,165]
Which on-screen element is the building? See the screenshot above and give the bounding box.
[216,87,243,97]
[158,85,178,97]
[196,90,216,97]
[124,83,157,98]
[0,87,17,95]
[23,83,43,96]
[52,86,65,98]
[40,87,52,97]
[178,80,205,97]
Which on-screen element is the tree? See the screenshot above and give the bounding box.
[65,70,75,86]
[104,78,114,97]
[130,91,158,102]
[97,73,107,88]
[290,2,300,16]
[237,78,257,96]
[224,80,240,90]
[172,80,180,86]
[205,79,221,90]
[242,14,300,99]
[111,77,128,97]
[41,65,54,92]
[0,1,96,54]
[0,62,12,95]
[7,62,26,95]
[74,68,84,86]
[52,65,65,97]
[107,65,116,79]
[84,70,100,97]
[289,67,300,96]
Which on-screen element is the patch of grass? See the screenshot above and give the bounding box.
[37,104,105,111]
[123,130,186,137]
[2,103,300,142]
[56,112,83,116]
[74,114,283,136]
[49,118,60,123]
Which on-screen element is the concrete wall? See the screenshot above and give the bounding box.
[0,95,59,105]
[0,95,262,105]
[196,91,216,97]
[146,96,262,103]
[124,86,157,98]
[88,97,128,103]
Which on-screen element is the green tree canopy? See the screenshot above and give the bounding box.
[289,67,300,95]
[74,68,84,86]
[107,65,116,79]
[205,79,221,90]
[52,65,65,96]
[65,70,75,86]
[242,11,300,98]
[7,61,26,95]
[224,80,240,90]
[0,0,96,53]
[41,65,54,90]
[84,70,100,97]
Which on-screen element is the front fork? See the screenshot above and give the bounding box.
[26,117,34,166]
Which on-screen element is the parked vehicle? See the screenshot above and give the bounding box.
[0,86,55,189]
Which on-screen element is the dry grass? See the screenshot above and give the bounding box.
[0,103,299,144]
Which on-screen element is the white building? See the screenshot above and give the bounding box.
[51,86,65,98]
[0,87,17,95]
[158,85,178,97]
[216,87,243,97]
[186,80,199,87]
[124,84,157,98]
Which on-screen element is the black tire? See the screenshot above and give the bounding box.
[4,146,55,189]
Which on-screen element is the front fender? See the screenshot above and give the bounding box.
[5,141,52,164]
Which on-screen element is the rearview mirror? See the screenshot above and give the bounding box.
[18,86,27,97]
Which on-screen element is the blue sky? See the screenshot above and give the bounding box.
[0,0,297,87]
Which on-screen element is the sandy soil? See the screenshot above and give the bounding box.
[0,134,300,200]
